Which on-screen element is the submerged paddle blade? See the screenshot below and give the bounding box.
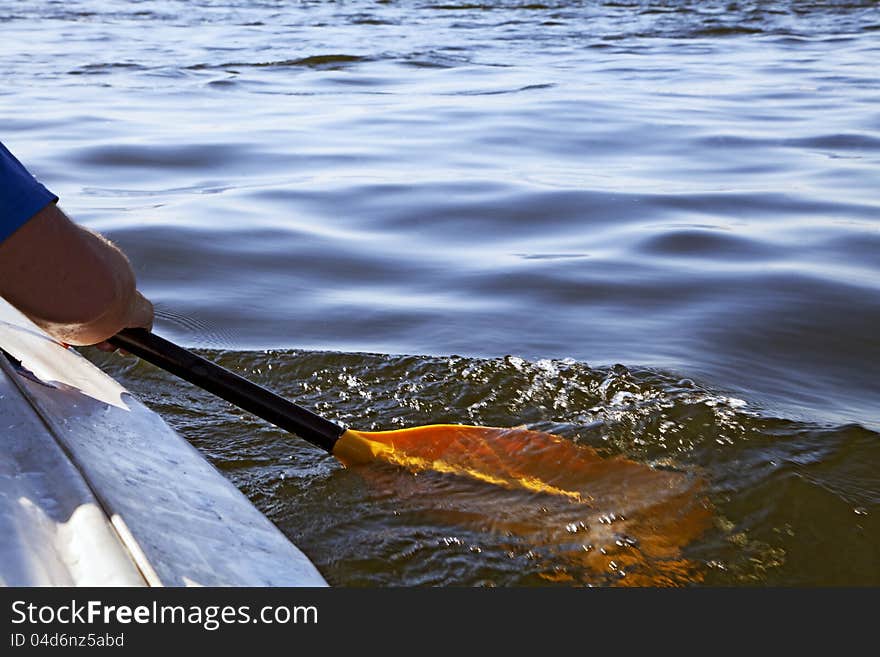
[333,423,707,505]
[333,424,712,585]
[334,424,596,500]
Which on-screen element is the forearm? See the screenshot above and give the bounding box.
[0,203,152,345]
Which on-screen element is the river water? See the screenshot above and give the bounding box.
[2,0,878,585]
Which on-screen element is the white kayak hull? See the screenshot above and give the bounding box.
[0,299,327,587]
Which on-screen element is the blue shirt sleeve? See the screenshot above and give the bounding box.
[0,141,58,244]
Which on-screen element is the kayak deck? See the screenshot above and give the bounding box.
[0,299,327,587]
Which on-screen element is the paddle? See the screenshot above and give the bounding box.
[108,328,712,584]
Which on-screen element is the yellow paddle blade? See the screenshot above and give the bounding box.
[334,424,591,500]
[333,424,713,585]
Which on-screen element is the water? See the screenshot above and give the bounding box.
[2,0,878,585]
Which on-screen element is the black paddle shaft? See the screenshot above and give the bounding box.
[108,328,346,453]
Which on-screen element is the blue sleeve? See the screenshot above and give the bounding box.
[0,141,58,244]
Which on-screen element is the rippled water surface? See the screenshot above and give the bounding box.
[3,0,878,585]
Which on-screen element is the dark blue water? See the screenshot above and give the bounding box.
[3,0,878,585]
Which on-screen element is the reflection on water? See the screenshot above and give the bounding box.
[3,0,879,585]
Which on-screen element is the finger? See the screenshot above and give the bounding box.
[127,291,154,331]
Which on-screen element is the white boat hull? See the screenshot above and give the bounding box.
[0,299,327,587]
